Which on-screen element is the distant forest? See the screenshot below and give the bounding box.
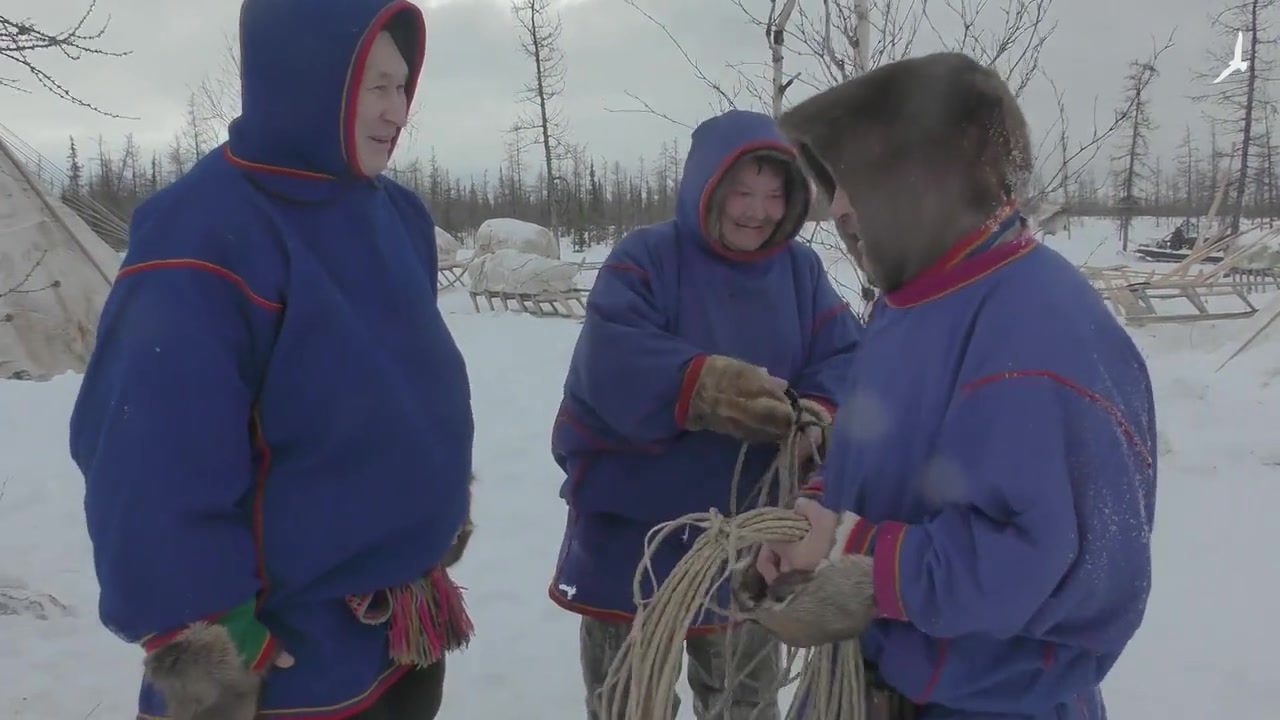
[6,0,1280,256]
[16,125,1261,254]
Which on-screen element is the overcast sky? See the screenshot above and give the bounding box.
[3,0,1229,182]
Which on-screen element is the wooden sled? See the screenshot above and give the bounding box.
[1109,280,1260,325]
[1086,228,1280,325]
[437,259,468,290]
[468,287,588,319]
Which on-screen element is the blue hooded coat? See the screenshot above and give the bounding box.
[815,212,1157,718]
[548,110,864,630]
[69,1,472,716]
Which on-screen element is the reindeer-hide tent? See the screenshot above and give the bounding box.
[0,136,119,381]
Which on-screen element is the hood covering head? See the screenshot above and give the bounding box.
[675,110,811,262]
[776,52,1033,290]
[227,0,426,179]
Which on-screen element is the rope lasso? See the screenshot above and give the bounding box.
[595,399,867,720]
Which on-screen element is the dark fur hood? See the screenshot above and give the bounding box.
[774,52,1033,290]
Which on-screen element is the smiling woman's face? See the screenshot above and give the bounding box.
[717,157,788,252]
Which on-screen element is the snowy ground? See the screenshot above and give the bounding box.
[2,216,1278,718]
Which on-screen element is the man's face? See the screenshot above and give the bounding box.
[353,31,409,177]
[828,186,877,286]
[718,159,788,252]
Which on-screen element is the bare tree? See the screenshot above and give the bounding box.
[1174,125,1202,230]
[193,32,242,131]
[0,0,130,116]
[165,134,191,180]
[779,0,1056,97]
[1257,101,1279,220]
[766,0,802,116]
[1047,77,1073,222]
[66,136,84,194]
[599,0,1172,312]
[612,0,1052,110]
[1111,37,1175,250]
[1191,0,1277,233]
[182,93,214,161]
[611,0,1157,211]
[510,0,571,235]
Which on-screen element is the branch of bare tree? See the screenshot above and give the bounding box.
[0,251,59,300]
[603,0,1165,305]
[609,0,1142,210]
[0,0,132,117]
[603,90,694,129]
[603,0,754,125]
[190,33,241,132]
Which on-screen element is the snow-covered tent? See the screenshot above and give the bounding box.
[0,135,120,381]
[435,226,461,263]
[473,218,559,259]
[466,248,578,294]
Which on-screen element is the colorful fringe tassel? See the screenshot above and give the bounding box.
[347,567,475,667]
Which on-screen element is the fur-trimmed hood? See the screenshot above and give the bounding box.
[675,110,812,263]
[775,52,1033,291]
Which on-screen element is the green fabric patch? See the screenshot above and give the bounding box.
[216,599,272,668]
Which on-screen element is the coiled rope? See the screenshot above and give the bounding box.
[595,396,867,720]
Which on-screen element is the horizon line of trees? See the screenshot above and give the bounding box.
[16,128,1271,250]
[8,0,1280,255]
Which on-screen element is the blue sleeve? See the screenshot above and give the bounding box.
[71,258,279,643]
[869,373,1084,639]
[562,240,704,445]
[424,211,440,302]
[791,267,862,410]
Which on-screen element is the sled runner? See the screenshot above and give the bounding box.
[467,286,588,318]
[437,258,468,290]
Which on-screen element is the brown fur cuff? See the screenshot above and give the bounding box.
[143,622,265,720]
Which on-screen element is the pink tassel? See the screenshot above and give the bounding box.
[347,567,474,668]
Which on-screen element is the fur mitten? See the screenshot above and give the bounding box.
[734,552,878,648]
[439,472,476,569]
[143,621,272,720]
[684,355,795,442]
[735,510,882,647]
